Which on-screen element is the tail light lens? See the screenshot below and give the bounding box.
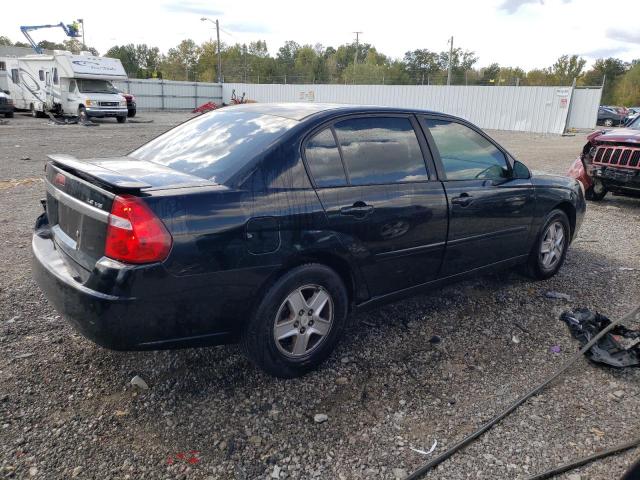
[105,195,172,264]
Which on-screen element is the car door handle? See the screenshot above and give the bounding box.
[451,193,473,207]
[340,202,374,217]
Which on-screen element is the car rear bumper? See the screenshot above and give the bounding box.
[32,224,239,350]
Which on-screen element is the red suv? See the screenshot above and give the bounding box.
[568,116,640,200]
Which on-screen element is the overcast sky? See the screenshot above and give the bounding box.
[2,0,639,70]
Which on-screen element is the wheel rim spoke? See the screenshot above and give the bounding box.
[274,320,298,341]
[308,289,330,315]
[309,318,331,336]
[292,332,310,355]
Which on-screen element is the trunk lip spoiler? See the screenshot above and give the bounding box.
[47,154,152,191]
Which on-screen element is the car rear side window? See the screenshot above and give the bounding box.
[424,118,509,181]
[304,128,347,188]
[333,117,428,185]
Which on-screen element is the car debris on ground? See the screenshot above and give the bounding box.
[561,308,640,368]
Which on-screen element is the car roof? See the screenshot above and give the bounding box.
[227,102,441,121]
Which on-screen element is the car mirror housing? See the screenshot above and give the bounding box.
[512,160,531,179]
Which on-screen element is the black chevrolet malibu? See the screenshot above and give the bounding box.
[32,103,585,377]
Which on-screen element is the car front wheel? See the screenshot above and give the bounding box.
[526,209,570,280]
[585,179,607,201]
[242,264,348,378]
[603,119,613,127]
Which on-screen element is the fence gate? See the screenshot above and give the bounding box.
[566,87,603,131]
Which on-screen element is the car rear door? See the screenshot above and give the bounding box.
[303,114,448,298]
[419,116,535,276]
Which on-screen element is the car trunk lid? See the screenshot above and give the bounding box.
[43,155,217,274]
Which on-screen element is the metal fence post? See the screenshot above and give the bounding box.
[194,81,198,109]
[160,79,165,110]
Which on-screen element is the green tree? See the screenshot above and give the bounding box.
[547,54,586,85]
[613,64,640,106]
[582,58,628,104]
[403,49,440,81]
[0,36,13,46]
[160,39,201,81]
[105,44,140,76]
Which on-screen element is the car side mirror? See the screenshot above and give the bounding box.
[512,160,530,179]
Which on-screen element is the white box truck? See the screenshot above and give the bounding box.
[0,50,129,122]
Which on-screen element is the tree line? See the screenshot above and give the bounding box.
[1,35,638,105]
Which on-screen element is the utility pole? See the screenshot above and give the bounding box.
[447,36,454,86]
[201,17,222,83]
[243,43,247,83]
[353,31,362,83]
[216,19,222,83]
[77,19,85,47]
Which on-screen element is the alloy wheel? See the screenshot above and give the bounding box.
[273,284,333,358]
[539,221,565,269]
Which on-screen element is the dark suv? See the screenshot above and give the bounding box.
[32,104,585,377]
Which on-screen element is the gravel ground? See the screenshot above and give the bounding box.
[1,112,639,480]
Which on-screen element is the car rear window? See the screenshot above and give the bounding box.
[130,109,298,183]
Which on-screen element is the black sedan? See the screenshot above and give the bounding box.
[32,104,585,377]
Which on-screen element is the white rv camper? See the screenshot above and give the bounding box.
[1,51,129,122]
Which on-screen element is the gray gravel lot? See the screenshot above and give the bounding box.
[1,112,639,480]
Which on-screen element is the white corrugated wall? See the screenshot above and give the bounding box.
[112,79,223,110]
[223,83,601,134]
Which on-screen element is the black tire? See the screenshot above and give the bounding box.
[77,106,87,122]
[116,115,126,123]
[603,118,613,127]
[242,264,348,378]
[526,209,571,280]
[4,112,13,118]
[585,180,607,201]
[128,109,136,118]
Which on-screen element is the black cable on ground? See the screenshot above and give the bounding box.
[525,437,640,480]
[403,305,640,480]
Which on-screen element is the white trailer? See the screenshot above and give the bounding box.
[0,50,129,122]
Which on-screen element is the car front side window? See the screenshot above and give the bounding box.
[333,117,428,185]
[424,118,509,181]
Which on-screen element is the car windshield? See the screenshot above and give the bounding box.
[628,116,640,129]
[129,108,298,183]
[77,79,117,94]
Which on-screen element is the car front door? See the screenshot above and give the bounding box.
[303,115,448,298]
[420,116,535,276]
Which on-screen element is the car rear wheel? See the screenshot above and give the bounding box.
[4,112,13,118]
[526,209,570,280]
[128,108,136,118]
[603,118,613,127]
[242,264,348,378]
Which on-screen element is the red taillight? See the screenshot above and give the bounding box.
[105,195,172,264]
